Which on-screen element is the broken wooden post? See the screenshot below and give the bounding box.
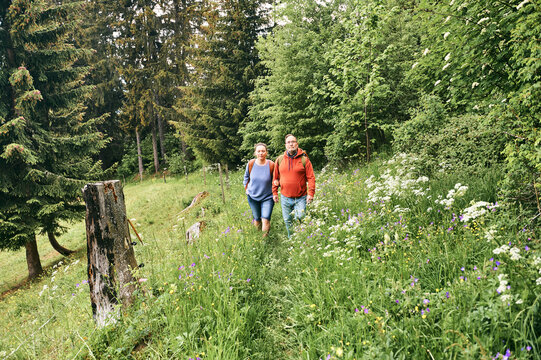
[186,221,205,244]
[82,180,138,327]
[218,163,226,204]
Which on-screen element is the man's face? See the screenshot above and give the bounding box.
[285,136,298,154]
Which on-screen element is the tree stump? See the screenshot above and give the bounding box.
[186,221,205,244]
[82,180,138,327]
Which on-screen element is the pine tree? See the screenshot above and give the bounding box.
[77,0,126,170]
[116,1,169,174]
[0,0,107,279]
[176,0,269,167]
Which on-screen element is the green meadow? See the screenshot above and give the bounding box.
[0,156,539,359]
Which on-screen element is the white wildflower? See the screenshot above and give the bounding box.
[443,32,450,39]
[442,63,450,70]
[445,16,451,22]
[484,227,497,242]
[534,257,541,266]
[537,277,541,285]
[423,48,430,56]
[477,17,489,24]
[434,80,441,86]
[412,62,418,69]
[454,183,468,197]
[517,0,529,10]
[493,245,509,255]
[444,53,451,61]
[450,0,455,5]
[509,247,521,261]
[501,294,512,303]
[461,201,491,222]
[472,82,479,88]
[516,299,523,304]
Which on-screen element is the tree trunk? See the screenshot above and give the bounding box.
[153,90,167,162]
[48,231,74,256]
[82,180,138,327]
[136,127,144,181]
[151,119,160,173]
[25,234,43,280]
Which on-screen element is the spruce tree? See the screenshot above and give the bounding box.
[0,0,107,279]
[176,0,269,167]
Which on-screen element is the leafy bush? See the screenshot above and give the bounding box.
[394,96,505,175]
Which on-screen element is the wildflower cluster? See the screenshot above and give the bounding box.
[365,153,429,204]
[435,183,468,207]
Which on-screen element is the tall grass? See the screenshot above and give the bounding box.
[0,157,538,359]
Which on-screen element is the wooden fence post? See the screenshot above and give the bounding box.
[203,166,206,186]
[82,180,138,327]
[225,164,230,189]
[218,163,226,204]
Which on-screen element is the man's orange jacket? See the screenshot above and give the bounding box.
[272,148,316,198]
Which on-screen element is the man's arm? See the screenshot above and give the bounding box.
[272,157,280,201]
[305,158,316,203]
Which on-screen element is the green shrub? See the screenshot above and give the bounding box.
[394,96,505,175]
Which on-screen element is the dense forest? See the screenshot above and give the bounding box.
[1,0,539,278]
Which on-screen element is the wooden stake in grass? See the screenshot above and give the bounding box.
[163,168,167,183]
[82,180,138,327]
[203,166,206,186]
[218,163,226,204]
[225,163,230,189]
[184,165,188,184]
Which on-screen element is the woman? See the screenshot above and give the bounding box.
[243,143,275,236]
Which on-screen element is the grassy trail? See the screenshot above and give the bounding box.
[0,158,539,359]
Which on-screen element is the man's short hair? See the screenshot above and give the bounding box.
[285,134,296,142]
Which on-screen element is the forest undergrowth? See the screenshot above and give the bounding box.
[0,154,539,359]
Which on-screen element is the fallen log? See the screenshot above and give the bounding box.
[179,191,209,215]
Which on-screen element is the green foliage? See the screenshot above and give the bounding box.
[407,0,541,220]
[394,94,505,175]
[242,0,340,166]
[322,0,420,163]
[176,0,269,167]
[0,0,107,252]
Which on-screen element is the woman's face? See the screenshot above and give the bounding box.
[255,145,267,160]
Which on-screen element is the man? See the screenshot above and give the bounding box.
[272,134,316,237]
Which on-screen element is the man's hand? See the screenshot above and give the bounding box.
[273,195,279,202]
[273,180,279,187]
[307,195,313,204]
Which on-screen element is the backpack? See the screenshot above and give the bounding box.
[245,159,275,190]
[276,153,307,168]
